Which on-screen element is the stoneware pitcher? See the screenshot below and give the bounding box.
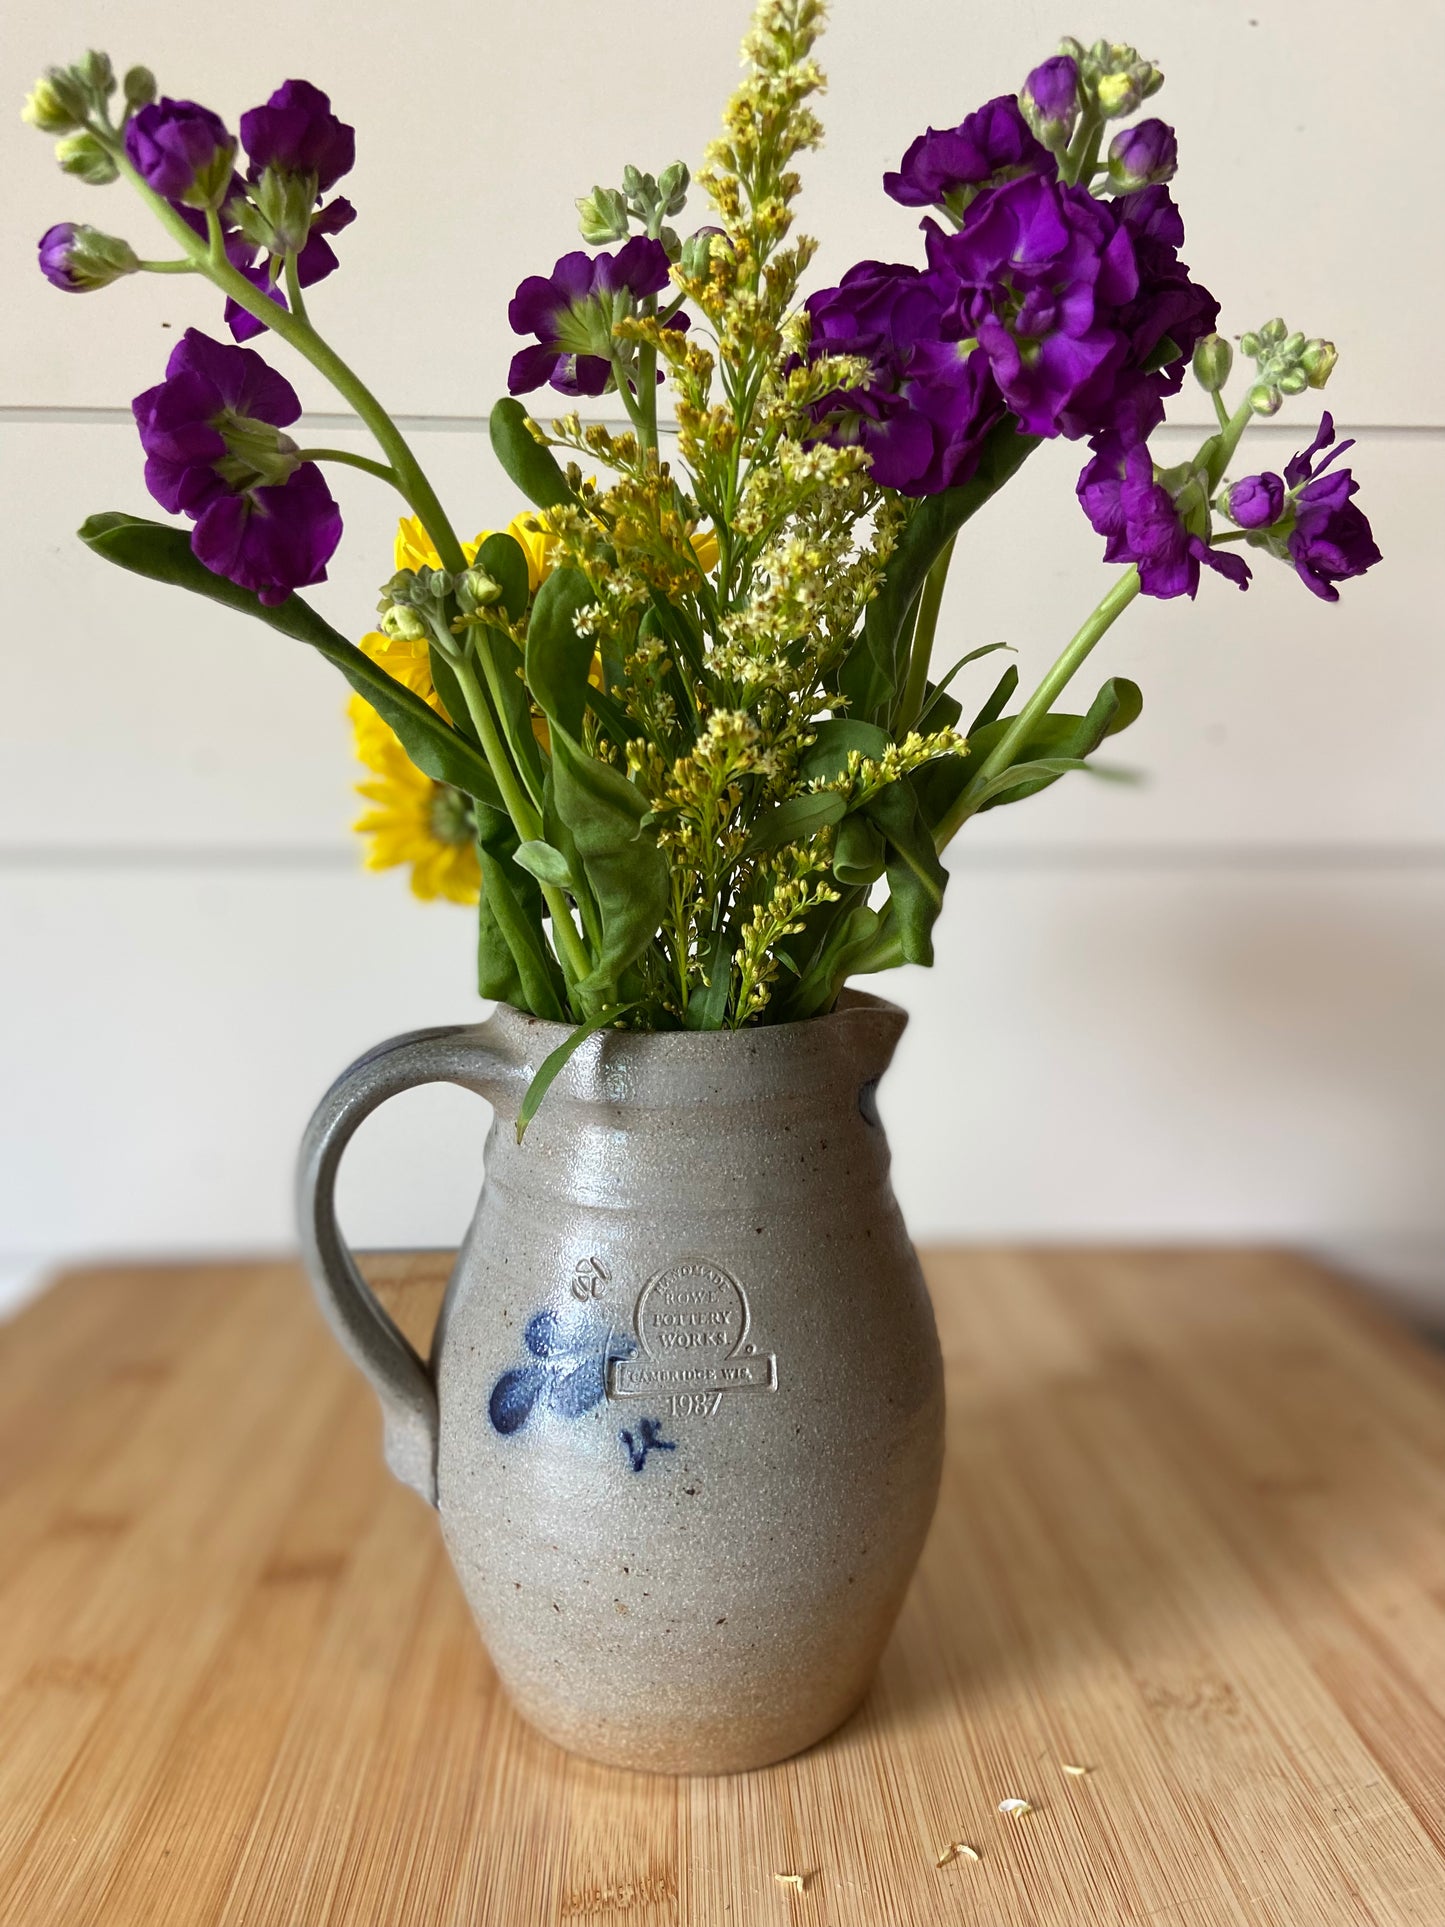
[298,989,943,1774]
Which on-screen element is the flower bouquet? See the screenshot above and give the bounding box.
[27,4,1378,1127]
[24,4,1385,1773]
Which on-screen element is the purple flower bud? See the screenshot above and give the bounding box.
[240,79,354,193]
[1021,55,1081,148]
[1227,472,1285,529]
[124,97,236,209]
[38,222,86,290]
[131,328,341,604]
[1107,118,1178,193]
[37,222,140,292]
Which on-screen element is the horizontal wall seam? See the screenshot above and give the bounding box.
[3,407,1442,438]
[1,844,1443,874]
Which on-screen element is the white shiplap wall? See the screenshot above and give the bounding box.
[3,0,1443,1317]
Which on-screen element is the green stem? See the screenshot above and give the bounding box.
[115,153,467,574]
[1076,122,1105,186]
[935,565,1142,851]
[136,258,196,274]
[447,652,541,841]
[446,653,593,994]
[897,533,956,731]
[1061,111,1101,184]
[294,448,398,484]
[472,633,545,813]
[283,252,311,329]
[636,296,660,458]
[612,364,651,443]
[1207,397,1256,486]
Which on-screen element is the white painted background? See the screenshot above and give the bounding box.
[4,1,1444,1317]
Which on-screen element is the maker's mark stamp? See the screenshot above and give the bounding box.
[608,1260,777,1403]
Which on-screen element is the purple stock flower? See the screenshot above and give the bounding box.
[203,80,360,339]
[1226,471,1285,529]
[804,261,1003,495]
[1282,413,1382,600]
[1083,184,1217,439]
[883,95,1054,219]
[1078,436,1250,599]
[508,238,677,397]
[132,328,341,604]
[924,174,1140,440]
[1283,410,1349,491]
[1107,118,1179,193]
[125,97,236,208]
[240,80,354,192]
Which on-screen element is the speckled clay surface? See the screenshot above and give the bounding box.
[299,992,944,1774]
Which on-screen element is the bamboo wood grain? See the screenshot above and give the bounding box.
[3,1249,1445,1926]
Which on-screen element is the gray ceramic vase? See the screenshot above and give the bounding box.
[298,990,943,1774]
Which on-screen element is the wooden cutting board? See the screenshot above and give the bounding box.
[3,1248,1445,1925]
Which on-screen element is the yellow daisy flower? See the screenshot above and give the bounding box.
[351,716,482,904]
[392,510,557,591]
[349,511,555,903]
[348,631,480,904]
[349,508,711,902]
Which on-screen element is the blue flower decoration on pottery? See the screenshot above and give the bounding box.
[488,1306,635,1436]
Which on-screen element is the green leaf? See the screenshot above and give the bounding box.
[475,816,567,1020]
[913,755,973,836]
[512,839,574,889]
[684,919,735,1031]
[1083,675,1144,744]
[783,901,881,1020]
[916,686,964,733]
[489,398,575,512]
[934,640,1014,690]
[968,662,1019,734]
[516,1004,637,1144]
[475,532,531,623]
[867,780,948,966]
[741,790,846,859]
[525,565,598,738]
[646,590,707,684]
[918,641,1014,733]
[477,889,527,1005]
[832,813,886,887]
[964,755,1094,812]
[549,726,668,996]
[799,718,890,785]
[835,614,906,727]
[856,421,1041,725]
[961,677,1145,813]
[79,512,504,810]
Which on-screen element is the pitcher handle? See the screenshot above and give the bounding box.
[297,1024,499,1506]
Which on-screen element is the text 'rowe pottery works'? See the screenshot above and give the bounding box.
[612,1261,778,1404]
